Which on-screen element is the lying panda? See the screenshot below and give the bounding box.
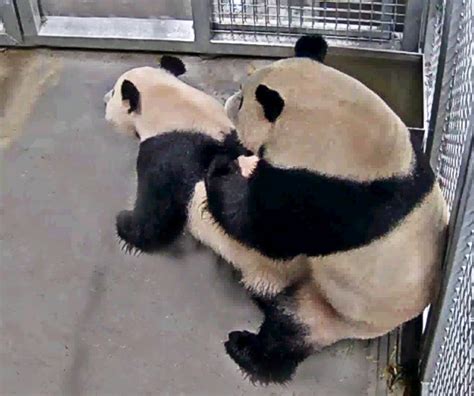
[197,35,448,382]
[104,56,251,252]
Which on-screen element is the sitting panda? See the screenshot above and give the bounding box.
[195,35,448,382]
[104,56,250,252]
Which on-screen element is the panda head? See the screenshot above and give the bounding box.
[104,55,186,138]
[226,34,413,181]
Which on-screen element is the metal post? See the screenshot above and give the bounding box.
[424,0,454,170]
[402,0,425,52]
[14,0,41,37]
[191,0,213,53]
[1,0,22,43]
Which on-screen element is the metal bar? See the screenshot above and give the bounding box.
[287,0,292,33]
[402,0,425,52]
[14,0,41,36]
[418,0,436,51]
[0,33,18,46]
[1,0,22,42]
[212,21,392,40]
[425,0,454,170]
[252,0,258,39]
[191,0,212,52]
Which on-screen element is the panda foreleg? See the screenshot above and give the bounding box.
[224,285,313,384]
[116,175,187,253]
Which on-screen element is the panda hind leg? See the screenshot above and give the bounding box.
[224,285,313,384]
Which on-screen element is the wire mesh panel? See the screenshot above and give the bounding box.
[421,0,474,395]
[211,0,406,44]
[432,1,473,210]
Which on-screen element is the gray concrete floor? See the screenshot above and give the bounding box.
[0,49,384,395]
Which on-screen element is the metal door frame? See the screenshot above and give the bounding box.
[5,0,423,57]
[1,0,22,45]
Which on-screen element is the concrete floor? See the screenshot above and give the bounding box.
[0,49,386,395]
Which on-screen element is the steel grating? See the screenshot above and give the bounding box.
[423,0,447,133]
[211,0,406,43]
[434,0,473,210]
[424,0,474,395]
[429,184,473,396]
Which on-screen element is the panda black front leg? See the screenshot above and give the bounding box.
[224,287,312,384]
[116,201,185,254]
[116,171,187,254]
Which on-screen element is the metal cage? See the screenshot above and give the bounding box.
[2,0,423,53]
[0,1,472,394]
[211,0,406,44]
[421,0,473,395]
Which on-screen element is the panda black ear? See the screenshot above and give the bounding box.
[121,79,141,114]
[255,84,284,123]
[294,34,328,63]
[160,55,186,77]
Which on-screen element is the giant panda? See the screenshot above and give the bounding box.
[188,35,449,382]
[104,56,251,252]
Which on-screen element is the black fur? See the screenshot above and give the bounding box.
[205,144,435,260]
[121,79,141,114]
[255,85,285,123]
[294,34,328,62]
[116,131,250,253]
[160,55,186,77]
[225,285,311,383]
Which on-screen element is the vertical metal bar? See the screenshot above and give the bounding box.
[418,0,436,52]
[323,0,327,30]
[346,0,350,40]
[287,0,292,32]
[191,0,212,52]
[2,0,23,42]
[14,0,41,37]
[402,0,425,52]
[358,0,362,39]
[216,0,223,24]
[299,0,304,30]
[252,0,257,38]
[263,0,269,29]
[276,0,281,32]
[229,0,236,34]
[380,0,393,35]
[425,0,454,169]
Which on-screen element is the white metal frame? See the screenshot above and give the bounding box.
[1,0,22,45]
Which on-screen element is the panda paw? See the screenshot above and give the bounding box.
[237,155,259,178]
[207,154,240,179]
[224,330,297,384]
[116,210,140,254]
